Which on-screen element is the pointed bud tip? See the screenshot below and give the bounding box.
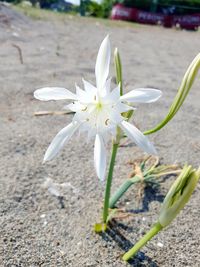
[102,34,110,46]
[43,156,49,164]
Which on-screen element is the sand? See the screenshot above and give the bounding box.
[1,4,200,267]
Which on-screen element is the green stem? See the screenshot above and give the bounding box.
[143,53,200,135]
[109,176,141,208]
[103,143,119,223]
[122,222,163,261]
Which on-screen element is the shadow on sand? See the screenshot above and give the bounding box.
[127,183,165,214]
[100,222,158,267]
[99,185,165,266]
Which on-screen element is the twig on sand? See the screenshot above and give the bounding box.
[34,110,74,116]
[12,43,23,64]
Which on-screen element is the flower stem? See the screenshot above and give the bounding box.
[103,143,119,223]
[109,176,141,208]
[143,53,200,135]
[122,222,162,261]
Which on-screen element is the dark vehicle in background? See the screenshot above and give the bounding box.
[40,0,73,11]
[50,0,73,12]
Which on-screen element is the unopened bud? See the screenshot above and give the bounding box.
[158,165,200,228]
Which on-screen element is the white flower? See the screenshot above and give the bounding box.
[34,36,162,181]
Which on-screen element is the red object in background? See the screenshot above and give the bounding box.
[111,4,200,30]
[163,15,173,28]
[111,4,164,24]
[111,4,138,21]
[173,14,200,30]
[136,10,164,25]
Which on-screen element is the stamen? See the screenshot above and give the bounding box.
[105,119,109,126]
[82,106,87,111]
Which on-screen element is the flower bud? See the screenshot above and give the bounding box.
[158,165,200,228]
[144,53,200,135]
[114,47,123,95]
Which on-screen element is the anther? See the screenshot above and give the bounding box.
[82,107,87,111]
[105,119,109,125]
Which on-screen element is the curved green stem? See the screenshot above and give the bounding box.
[103,143,118,223]
[109,167,181,208]
[122,222,163,261]
[109,176,141,208]
[143,53,200,135]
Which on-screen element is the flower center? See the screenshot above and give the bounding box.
[96,101,103,111]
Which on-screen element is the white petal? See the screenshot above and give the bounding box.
[120,121,157,155]
[87,128,96,142]
[66,102,85,112]
[116,102,135,113]
[105,77,111,93]
[120,88,162,103]
[94,134,107,181]
[82,79,97,93]
[101,77,112,97]
[105,84,120,103]
[76,85,87,98]
[34,87,77,101]
[44,122,79,162]
[110,113,124,124]
[95,35,111,91]
[76,85,93,103]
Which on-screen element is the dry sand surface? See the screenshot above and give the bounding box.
[1,4,200,267]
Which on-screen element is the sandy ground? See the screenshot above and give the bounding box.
[1,4,200,267]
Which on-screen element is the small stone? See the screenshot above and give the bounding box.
[157,241,164,248]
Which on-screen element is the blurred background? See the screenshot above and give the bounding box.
[1,0,200,29]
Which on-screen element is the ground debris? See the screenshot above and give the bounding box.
[12,43,23,64]
[34,110,74,116]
